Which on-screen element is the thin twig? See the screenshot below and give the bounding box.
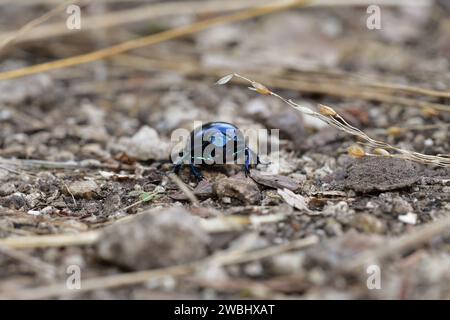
[62,181,77,206]
[168,172,199,206]
[0,158,135,171]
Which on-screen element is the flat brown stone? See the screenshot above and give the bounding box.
[335,157,423,193]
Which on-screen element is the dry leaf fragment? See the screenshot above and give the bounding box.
[277,188,317,215]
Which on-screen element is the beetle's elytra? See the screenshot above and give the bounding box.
[172,122,260,180]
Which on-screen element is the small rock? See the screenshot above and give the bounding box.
[265,252,304,276]
[96,207,210,270]
[250,170,300,191]
[0,192,27,209]
[243,261,264,277]
[305,230,384,268]
[27,210,41,216]
[117,126,170,161]
[302,128,340,152]
[0,63,53,105]
[263,109,305,151]
[221,196,232,204]
[0,183,15,196]
[25,192,41,208]
[213,176,261,205]
[324,218,344,236]
[350,213,385,234]
[398,212,417,225]
[65,180,99,199]
[322,201,353,216]
[392,197,414,215]
[41,206,55,215]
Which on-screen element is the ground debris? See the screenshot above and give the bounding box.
[96,207,210,270]
[0,2,449,300]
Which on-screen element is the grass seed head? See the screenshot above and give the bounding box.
[421,107,439,118]
[318,104,337,116]
[373,148,390,156]
[216,74,234,85]
[348,144,366,158]
[251,81,271,95]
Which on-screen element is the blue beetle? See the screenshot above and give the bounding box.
[172,122,259,180]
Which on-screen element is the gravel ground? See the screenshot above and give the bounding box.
[0,1,449,299]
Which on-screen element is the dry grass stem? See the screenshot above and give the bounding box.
[0,157,135,171]
[0,0,310,81]
[218,73,450,167]
[0,212,287,249]
[0,231,101,249]
[168,172,199,206]
[0,245,57,278]
[342,215,450,271]
[0,0,81,54]
[0,0,273,45]
[0,235,318,299]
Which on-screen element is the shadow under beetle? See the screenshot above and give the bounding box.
[172,122,260,180]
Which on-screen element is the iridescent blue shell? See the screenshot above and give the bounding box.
[173,122,258,180]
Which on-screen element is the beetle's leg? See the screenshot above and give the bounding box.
[172,151,189,175]
[173,162,182,174]
[189,164,204,181]
[244,148,251,177]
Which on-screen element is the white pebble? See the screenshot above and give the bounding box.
[398,212,417,225]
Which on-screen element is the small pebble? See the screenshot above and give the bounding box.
[65,180,99,199]
[398,212,417,225]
